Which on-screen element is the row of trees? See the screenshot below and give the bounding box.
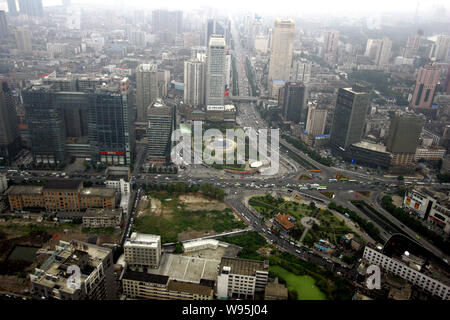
[328,202,381,242]
[381,196,449,255]
[282,135,333,167]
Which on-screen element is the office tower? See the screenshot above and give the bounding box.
[206,36,226,106]
[0,11,7,38]
[136,64,158,122]
[386,112,424,168]
[305,105,327,137]
[15,27,32,53]
[410,63,440,110]
[365,39,382,60]
[445,65,450,94]
[88,79,132,165]
[7,0,18,16]
[152,9,182,34]
[206,19,230,47]
[30,240,117,300]
[18,0,44,17]
[22,85,66,164]
[330,83,370,153]
[225,51,232,92]
[377,37,392,66]
[268,19,295,97]
[184,58,206,107]
[124,233,162,271]
[322,30,339,62]
[217,257,269,299]
[429,34,450,61]
[147,100,175,164]
[0,82,21,161]
[278,82,305,123]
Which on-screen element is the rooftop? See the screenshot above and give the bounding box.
[122,269,168,285]
[352,141,389,153]
[5,185,43,195]
[125,233,160,248]
[275,213,295,230]
[84,208,122,217]
[80,188,116,198]
[220,257,269,276]
[43,179,83,191]
[167,279,213,296]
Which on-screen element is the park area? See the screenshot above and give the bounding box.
[134,192,246,243]
[270,265,326,300]
[249,194,356,247]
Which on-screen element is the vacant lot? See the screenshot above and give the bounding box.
[135,193,245,243]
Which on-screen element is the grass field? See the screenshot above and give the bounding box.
[135,193,246,243]
[270,265,327,300]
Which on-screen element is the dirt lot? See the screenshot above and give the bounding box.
[178,194,228,211]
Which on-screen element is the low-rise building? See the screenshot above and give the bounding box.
[264,277,288,300]
[217,257,269,299]
[82,208,123,228]
[105,166,131,195]
[415,147,446,161]
[273,213,295,233]
[124,233,162,271]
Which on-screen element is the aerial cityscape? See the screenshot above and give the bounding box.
[0,0,450,308]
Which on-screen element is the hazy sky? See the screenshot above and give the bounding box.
[1,0,449,17]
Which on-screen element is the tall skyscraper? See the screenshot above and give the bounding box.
[429,34,450,61]
[88,79,133,165]
[147,100,175,164]
[136,64,159,122]
[0,82,21,162]
[305,105,327,137]
[410,63,440,110]
[18,0,44,17]
[7,0,18,16]
[322,30,339,63]
[15,27,32,53]
[405,33,421,57]
[386,112,424,168]
[377,37,392,66]
[365,39,382,60]
[445,65,450,94]
[23,85,66,164]
[268,19,295,97]
[330,84,370,153]
[0,11,7,38]
[184,58,206,107]
[206,36,226,106]
[278,82,305,123]
[206,19,230,47]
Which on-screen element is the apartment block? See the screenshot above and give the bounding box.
[124,233,162,271]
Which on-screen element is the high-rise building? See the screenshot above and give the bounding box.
[184,58,206,107]
[0,82,21,162]
[292,60,311,83]
[305,105,327,137]
[405,33,421,57]
[147,100,175,164]
[365,38,392,65]
[206,36,226,106]
[88,79,133,165]
[268,19,295,97]
[410,63,440,110]
[30,240,117,300]
[15,27,32,53]
[7,0,18,16]
[365,39,382,61]
[206,18,230,47]
[124,233,162,271]
[429,34,450,61]
[22,85,66,164]
[152,9,182,34]
[330,84,370,154]
[18,0,44,17]
[0,11,8,38]
[322,30,339,63]
[136,64,158,122]
[386,112,424,168]
[445,65,450,94]
[278,82,305,123]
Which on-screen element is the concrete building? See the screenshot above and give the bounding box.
[30,240,117,300]
[124,233,162,271]
[15,26,32,53]
[386,112,424,168]
[348,141,392,170]
[278,82,305,123]
[365,38,392,66]
[410,63,441,110]
[264,278,288,300]
[82,208,122,228]
[415,147,446,161]
[268,19,295,95]
[0,11,7,38]
[147,100,175,164]
[217,257,269,299]
[0,82,21,162]
[405,33,421,58]
[305,105,327,137]
[152,9,183,34]
[184,58,206,108]
[104,166,130,195]
[206,36,226,106]
[18,0,44,17]
[254,35,269,53]
[363,246,449,300]
[429,34,450,61]
[322,30,339,63]
[330,84,370,155]
[136,64,158,122]
[292,60,311,84]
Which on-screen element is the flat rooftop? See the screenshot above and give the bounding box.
[80,188,116,198]
[125,233,160,248]
[5,185,43,195]
[43,179,83,191]
[352,140,389,153]
[220,257,269,276]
